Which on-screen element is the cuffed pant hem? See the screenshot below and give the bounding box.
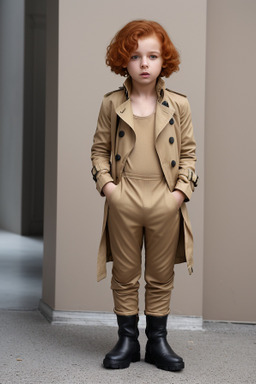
[114,309,139,316]
[144,309,170,316]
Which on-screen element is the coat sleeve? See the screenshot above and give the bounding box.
[91,97,114,195]
[174,98,198,201]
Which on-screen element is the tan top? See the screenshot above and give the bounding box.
[124,113,163,177]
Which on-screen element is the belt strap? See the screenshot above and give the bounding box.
[179,169,198,187]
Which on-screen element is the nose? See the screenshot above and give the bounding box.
[140,56,148,68]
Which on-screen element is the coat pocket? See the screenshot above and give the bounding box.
[168,191,181,212]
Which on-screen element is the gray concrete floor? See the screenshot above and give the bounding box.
[0,230,43,310]
[0,311,256,384]
[0,230,256,383]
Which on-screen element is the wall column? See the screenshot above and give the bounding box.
[42,0,205,322]
[204,0,256,322]
[42,0,58,307]
[0,0,25,233]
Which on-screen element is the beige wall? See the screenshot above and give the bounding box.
[43,0,206,316]
[204,0,256,322]
[42,0,256,322]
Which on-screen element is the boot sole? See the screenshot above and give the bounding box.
[145,354,184,372]
[103,353,140,369]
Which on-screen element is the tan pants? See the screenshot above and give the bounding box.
[107,172,180,316]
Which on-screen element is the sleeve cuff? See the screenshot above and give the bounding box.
[174,179,193,202]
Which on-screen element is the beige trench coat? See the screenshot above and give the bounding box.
[91,77,198,282]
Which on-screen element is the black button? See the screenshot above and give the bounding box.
[169,137,175,144]
[115,154,121,161]
[169,118,174,125]
[171,160,176,167]
[162,101,169,107]
[119,130,125,137]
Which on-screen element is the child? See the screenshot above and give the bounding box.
[91,20,198,371]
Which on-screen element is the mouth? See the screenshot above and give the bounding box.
[140,72,150,77]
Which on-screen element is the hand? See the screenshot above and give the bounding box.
[172,190,185,208]
[102,182,117,200]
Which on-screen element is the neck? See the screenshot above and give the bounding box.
[130,79,157,98]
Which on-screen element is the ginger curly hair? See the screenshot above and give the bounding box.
[106,20,180,78]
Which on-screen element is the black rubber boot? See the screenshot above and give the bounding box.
[145,315,184,371]
[103,315,140,369]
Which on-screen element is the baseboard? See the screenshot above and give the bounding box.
[38,300,203,330]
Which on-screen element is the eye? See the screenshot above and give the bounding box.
[149,54,158,59]
[131,55,139,60]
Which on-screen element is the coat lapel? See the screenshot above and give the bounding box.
[115,76,175,140]
[115,99,135,132]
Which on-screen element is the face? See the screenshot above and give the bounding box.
[126,35,163,87]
